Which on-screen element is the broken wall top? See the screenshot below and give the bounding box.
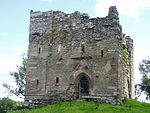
[29,6,123,41]
[28,6,134,51]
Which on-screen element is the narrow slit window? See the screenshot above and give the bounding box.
[56,77,59,83]
[81,42,85,53]
[38,48,41,54]
[101,50,104,57]
[37,80,39,85]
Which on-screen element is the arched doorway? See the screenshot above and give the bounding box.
[80,76,89,96]
[76,73,90,98]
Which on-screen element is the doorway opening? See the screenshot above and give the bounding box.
[79,76,89,96]
[76,73,90,98]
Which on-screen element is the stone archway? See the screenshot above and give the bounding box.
[75,73,90,98]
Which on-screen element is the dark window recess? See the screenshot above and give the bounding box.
[122,44,126,49]
[112,57,115,61]
[59,58,63,61]
[56,77,59,83]
[101,50,104,57]
[81,44,85,53]
[96,76,99,78]
[127,79,130,89]
[32,32,40,36]
[85,66,88,69]
[37,80,39,85]
[129,51,131,57]
[38,48,41,54]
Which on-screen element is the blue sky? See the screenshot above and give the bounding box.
[0,0,150,102]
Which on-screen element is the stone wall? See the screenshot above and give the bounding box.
[25,6,134,108]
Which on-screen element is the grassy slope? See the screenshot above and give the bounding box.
[9,99,150,113]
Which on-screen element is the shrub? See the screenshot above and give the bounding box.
[0,98,23,113]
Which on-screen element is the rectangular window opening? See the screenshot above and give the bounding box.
[38,48,41,54]
[81,42,85,53]
[37,80,39,85]
[101,50,104,57]
[56,77,59,83]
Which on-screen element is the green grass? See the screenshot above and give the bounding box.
[9,99,150,113]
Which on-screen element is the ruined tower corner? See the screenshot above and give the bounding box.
[108,6,119,17]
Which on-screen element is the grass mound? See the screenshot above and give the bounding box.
[9,99,150,113]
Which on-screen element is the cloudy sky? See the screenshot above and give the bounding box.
[0,0,150,102]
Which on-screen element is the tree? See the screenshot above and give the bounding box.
[3,54,27,98]
[0,97,23,113]
[135,57,150,100]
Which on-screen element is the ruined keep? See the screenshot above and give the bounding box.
[25,6,134,107]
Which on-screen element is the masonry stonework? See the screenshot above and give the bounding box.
[25,6,134,108]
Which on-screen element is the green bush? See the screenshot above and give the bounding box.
[0,98,23,113]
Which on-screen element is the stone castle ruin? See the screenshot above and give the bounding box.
[25,6,134,107]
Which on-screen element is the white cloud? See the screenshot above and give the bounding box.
[0,32,8,37]
[94,0,150,22]
[40,0,53,3]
